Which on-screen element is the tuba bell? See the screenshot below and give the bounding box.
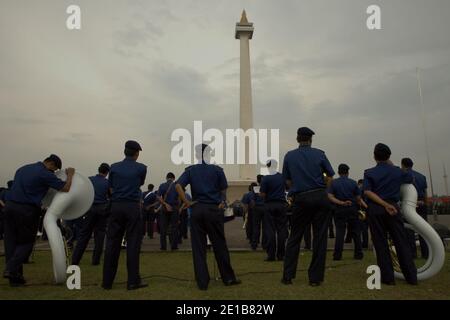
[42,171,94,284]
[391,184,446,281]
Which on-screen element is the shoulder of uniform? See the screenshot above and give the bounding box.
[312,147,326,154]
[184,165,194,171]
[137,162,147,168]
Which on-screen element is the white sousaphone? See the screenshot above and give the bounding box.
[42,171,94,284]
[393,184,446,280]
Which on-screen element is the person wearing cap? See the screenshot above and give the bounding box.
[0,180,13,242]
[175,144,241,290]
[102,140,147,290]
[157,172,180,251]
[363,143,417,285]
[142,184,158,239]
[281,127,335,286]
[328,164,367,261]
[241,183,256,244]
[72,163,111,266]
[3,155,75,286]
[401,157,429,259]
[250,174,267,251]
[260,160,288,261]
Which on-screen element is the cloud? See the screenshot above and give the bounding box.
[0,0,449,194]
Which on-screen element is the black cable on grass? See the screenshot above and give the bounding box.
[0,262,361,288]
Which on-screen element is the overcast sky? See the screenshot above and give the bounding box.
[1,0,449,195]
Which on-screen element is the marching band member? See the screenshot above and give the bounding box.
[72,163,111,266]
[157,172,180,251]
[328,164,366,261]
[176,144,240,291]
[401,158,429,259]
[260,160,288,262]
[3,155,74,286]
[102,140,147,290]
[363,143,417,285]
[281,127,335,286]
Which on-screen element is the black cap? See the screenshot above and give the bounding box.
[374,143,391,161]
[98,163,110,174]
[338,163,350,174]
[401,158,414,168]
[166,172,175,180]
[47,154,62,169]
[125,140,142,151]
[297,127,315,137]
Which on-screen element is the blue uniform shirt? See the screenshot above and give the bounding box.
[253,191,264,205]
[328,176,360,205]
[363,162,413,202]
[282,145,335,193]
[411,170,428,200]
[157,181,179,206]
[260,173,286,202]
[8,162,66,206]
[177,164,227,205]
[0,189,9,202]
[89,174,109,204]
[109,157,147,202]
[143,191,157,207]
[241,192,253,206]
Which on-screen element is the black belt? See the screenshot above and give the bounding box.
[295,188,325,196]
[8,201,41,210]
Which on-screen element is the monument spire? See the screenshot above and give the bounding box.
[235,11,255,180]
[240,10,249,24]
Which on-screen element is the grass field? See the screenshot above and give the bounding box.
[0,250,449,300]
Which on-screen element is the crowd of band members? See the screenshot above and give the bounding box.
[0,126,430,289]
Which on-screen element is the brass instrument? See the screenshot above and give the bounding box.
[358,209,367,221]
[382,184,445,281]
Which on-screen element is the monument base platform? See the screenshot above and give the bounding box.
[227,180,254,203]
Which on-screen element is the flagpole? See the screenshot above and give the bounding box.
[416,67,437,221]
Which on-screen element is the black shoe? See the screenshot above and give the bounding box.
[309,281,321,287]
[160,248,167,251]
[381,280,395,286]
[198,286,208,291]
[281,278,292,285]
[3,270,10,279]
[277,257,284,261]
[102,284,112,290]
[264,257,275,262]
[127,281,148,290]
[92,262,100,266]
[9,275,26,287]
[171,247,179,251]
[224,279,241,287]
[333,256,342,261]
